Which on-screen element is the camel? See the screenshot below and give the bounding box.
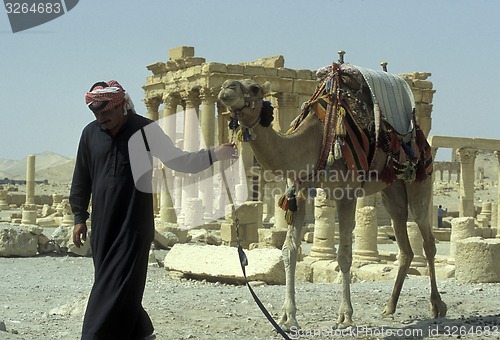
[217,63,447,331]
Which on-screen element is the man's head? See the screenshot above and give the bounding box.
[85,80,126,113]
[85,80,131,134]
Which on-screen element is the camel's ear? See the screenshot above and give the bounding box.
[261,81,272,95]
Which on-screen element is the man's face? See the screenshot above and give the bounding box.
[94,102,125,131]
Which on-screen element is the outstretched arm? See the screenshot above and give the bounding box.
[131,122,238,174]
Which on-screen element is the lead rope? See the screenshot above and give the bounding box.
[221,119,291,340]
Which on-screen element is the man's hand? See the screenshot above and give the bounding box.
[213,143,238,161]
[73,223,88,248]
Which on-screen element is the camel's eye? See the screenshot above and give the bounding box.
[249,84,261,95]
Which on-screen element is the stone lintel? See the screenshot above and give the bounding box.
[429,135,500,151]
[146,62,167,75]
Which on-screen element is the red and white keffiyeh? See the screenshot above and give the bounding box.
[85,80,130,113]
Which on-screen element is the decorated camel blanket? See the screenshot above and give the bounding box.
[292,62,432,184]
[354,64,415,136]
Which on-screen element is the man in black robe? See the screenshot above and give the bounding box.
[70,80,236,340]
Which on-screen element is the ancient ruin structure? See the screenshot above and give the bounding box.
[430,136,500,224]
[143,46,437,228]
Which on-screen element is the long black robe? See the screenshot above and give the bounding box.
[70,111,213,340]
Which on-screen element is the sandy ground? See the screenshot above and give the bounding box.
[1,241,500,340]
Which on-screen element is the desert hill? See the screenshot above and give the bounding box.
[0,151,75,184]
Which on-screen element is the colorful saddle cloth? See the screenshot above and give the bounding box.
[291,63,432,184]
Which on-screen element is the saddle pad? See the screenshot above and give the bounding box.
[354,65,415,136]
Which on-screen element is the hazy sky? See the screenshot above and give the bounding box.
[1,0,499,161]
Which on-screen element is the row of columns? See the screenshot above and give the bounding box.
[144,89,228,227]
[433,147,500,226]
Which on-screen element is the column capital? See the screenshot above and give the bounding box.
[162,92,180,108]
[199,87,218,102]
[144,96,162,111]
[456,148,478,163]
[182,90,201,108]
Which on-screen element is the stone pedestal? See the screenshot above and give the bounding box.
[59,199,74,227]
[353,206,379,264]
[52,194,63,210]
[477,201,492,225]
[21,203,37,225]
[308,189,336,260]
[183,198,204,228]
[222,201,262,248]
[455,237,500,283]
[450,217,476,262]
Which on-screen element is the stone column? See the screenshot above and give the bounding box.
[495,151,500,238]
[309,189,337,260]
[159,93,179,224]
[456,148,478,217]
[272,93,300,132]
[273,193,287,230]
[430,147,438,227]
[180,92,201,226]
[0,189,8,210]
[407,222,426,267]
[199,88,217,220]
[144,96,161,122]
[449,217,476,262]
[25,154,35,205]
[353,206,379,264]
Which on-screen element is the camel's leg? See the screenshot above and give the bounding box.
[335,197,357,327]
[407,178,447,318]
[380,181,412,316]
[279,197,306,332]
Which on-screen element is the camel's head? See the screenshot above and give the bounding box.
[218,79,274,129]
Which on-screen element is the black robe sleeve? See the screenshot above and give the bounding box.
[69,131,92,225]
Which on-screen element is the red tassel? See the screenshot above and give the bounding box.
[416,128,427,151]
[390,132,400,152]
[380,158,396,184]
[278,194,288,210]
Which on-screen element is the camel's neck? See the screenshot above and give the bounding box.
[247,114,323,177]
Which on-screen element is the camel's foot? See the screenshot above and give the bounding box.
[430,299,447,318]
[336,312,354,328]
[382,304,396,317]
[278,312,299,333]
